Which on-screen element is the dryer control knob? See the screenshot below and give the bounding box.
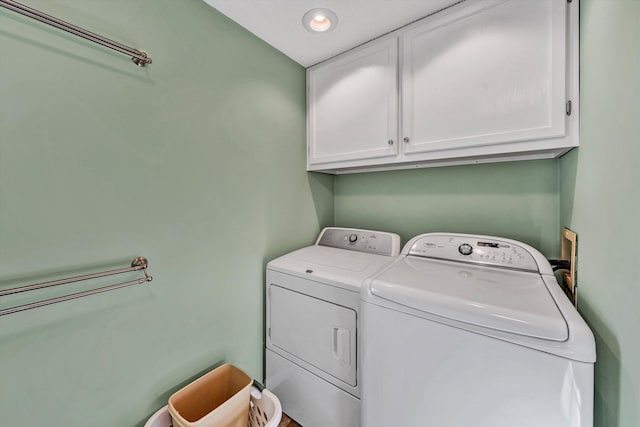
[458,243,473,256]
[348,234,358,243]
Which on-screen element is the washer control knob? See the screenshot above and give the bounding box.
[458,243,473,256]
[348,234,358,243]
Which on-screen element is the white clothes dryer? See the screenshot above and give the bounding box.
[361,233,596,427]
[266,227,401,427]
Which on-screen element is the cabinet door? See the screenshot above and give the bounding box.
[402,0,567,155]
[307,37,399,168]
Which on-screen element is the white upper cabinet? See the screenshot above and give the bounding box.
[307,37,399,168]
[307,0,579,173]
[402,0,567,156]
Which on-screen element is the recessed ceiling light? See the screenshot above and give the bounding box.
[302,8,338,34]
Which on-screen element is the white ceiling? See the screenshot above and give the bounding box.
[203,0,460,67]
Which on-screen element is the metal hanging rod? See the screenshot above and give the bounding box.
[0,0,152,66]
[0,257,153,316]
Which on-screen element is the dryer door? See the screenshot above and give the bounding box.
[270,285,357,386]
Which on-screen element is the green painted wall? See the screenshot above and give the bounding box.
[0,1,332,426]
[1,0,638,426]
[560,1,640,426]
[335,160,560,256]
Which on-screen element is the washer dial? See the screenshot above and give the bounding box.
[458,243,473,256]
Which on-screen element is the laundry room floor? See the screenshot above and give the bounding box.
[279,414,302,427]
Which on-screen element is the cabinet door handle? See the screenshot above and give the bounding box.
[388,139,394,145]
[403,137,410,143]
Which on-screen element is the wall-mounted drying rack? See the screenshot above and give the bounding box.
[0,257,153,316]
[0,0,152,66]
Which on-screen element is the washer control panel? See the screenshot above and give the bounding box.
[408,234,539,272]
[317,228,400,256]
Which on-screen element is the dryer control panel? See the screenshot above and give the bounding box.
[317,228,400,257]
[407,234,539,272]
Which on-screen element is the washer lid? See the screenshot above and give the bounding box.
[369,257,568,341]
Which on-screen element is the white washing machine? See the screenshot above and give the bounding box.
[265,227,401,427]
[361,233,596,427]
